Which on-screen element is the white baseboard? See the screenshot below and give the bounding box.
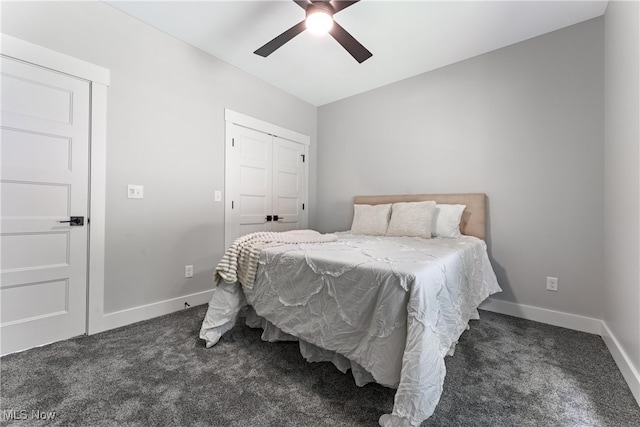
[479,297,640,406]
[601,322,640,406]
[479,297,602,334]
[101,289,214,332]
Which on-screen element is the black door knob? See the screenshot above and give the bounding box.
[59,216,85,226]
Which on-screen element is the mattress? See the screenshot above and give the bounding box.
[200,232,501,426]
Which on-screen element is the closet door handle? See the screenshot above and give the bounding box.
[274,215,281,221]
[265,215,273,222]
[58,216,85,226]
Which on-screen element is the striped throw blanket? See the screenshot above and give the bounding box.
[215,230,338,289]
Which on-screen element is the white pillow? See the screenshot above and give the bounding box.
[350,204,392,236]
[432,204,466,238]
[385,201,436,238]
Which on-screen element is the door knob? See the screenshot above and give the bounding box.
[59,216,85,226]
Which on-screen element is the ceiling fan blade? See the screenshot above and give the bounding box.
[254,20,307,58]
[330,1,359,14]
[328,21,372,63]
[292,0,309,10]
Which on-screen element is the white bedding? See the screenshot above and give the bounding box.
[200,232,501,426]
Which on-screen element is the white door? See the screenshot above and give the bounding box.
[272,136,305,232]
[225,124,307,248]
[226,125,273,249]
[1,57,91,355]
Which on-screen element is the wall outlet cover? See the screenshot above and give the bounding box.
[185,265,194,278]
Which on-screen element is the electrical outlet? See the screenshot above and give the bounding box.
[546,276,558,292]
[185,265,194,278]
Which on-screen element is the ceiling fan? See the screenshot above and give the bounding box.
[254,0,372,63]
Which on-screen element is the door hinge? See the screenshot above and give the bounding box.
[302,203,305,210]
[232,138,235,147]
[231,201,234,209]
[301,154,305,163]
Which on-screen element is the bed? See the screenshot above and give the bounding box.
[200,193,501,426]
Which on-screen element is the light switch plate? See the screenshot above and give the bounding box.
[127,185,144,199]
[214,190,222,202]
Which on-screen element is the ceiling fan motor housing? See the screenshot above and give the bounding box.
[306,1,335,19]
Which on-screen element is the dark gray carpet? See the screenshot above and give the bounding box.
[1,306,638,426]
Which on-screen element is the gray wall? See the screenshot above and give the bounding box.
[604,1,640,379]
[317,19,605,319]
[1,1,317,314]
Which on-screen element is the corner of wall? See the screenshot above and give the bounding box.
[601,321,640,405]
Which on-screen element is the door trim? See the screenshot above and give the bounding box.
[224,109,310,147]
[1,33,110,336]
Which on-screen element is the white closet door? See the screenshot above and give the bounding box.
[225,125,272,248]
[225,124,308,248]
[1,57,90,355]
[272,137,305,232]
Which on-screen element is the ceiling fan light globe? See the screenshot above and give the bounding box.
[306,12,333,34]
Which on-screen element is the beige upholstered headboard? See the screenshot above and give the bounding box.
[353,193,487,240]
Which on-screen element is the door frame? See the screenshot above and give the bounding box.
[1,34,110,335]
[224,109,310,249]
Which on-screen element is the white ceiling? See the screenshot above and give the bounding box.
[105,1,608,106]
